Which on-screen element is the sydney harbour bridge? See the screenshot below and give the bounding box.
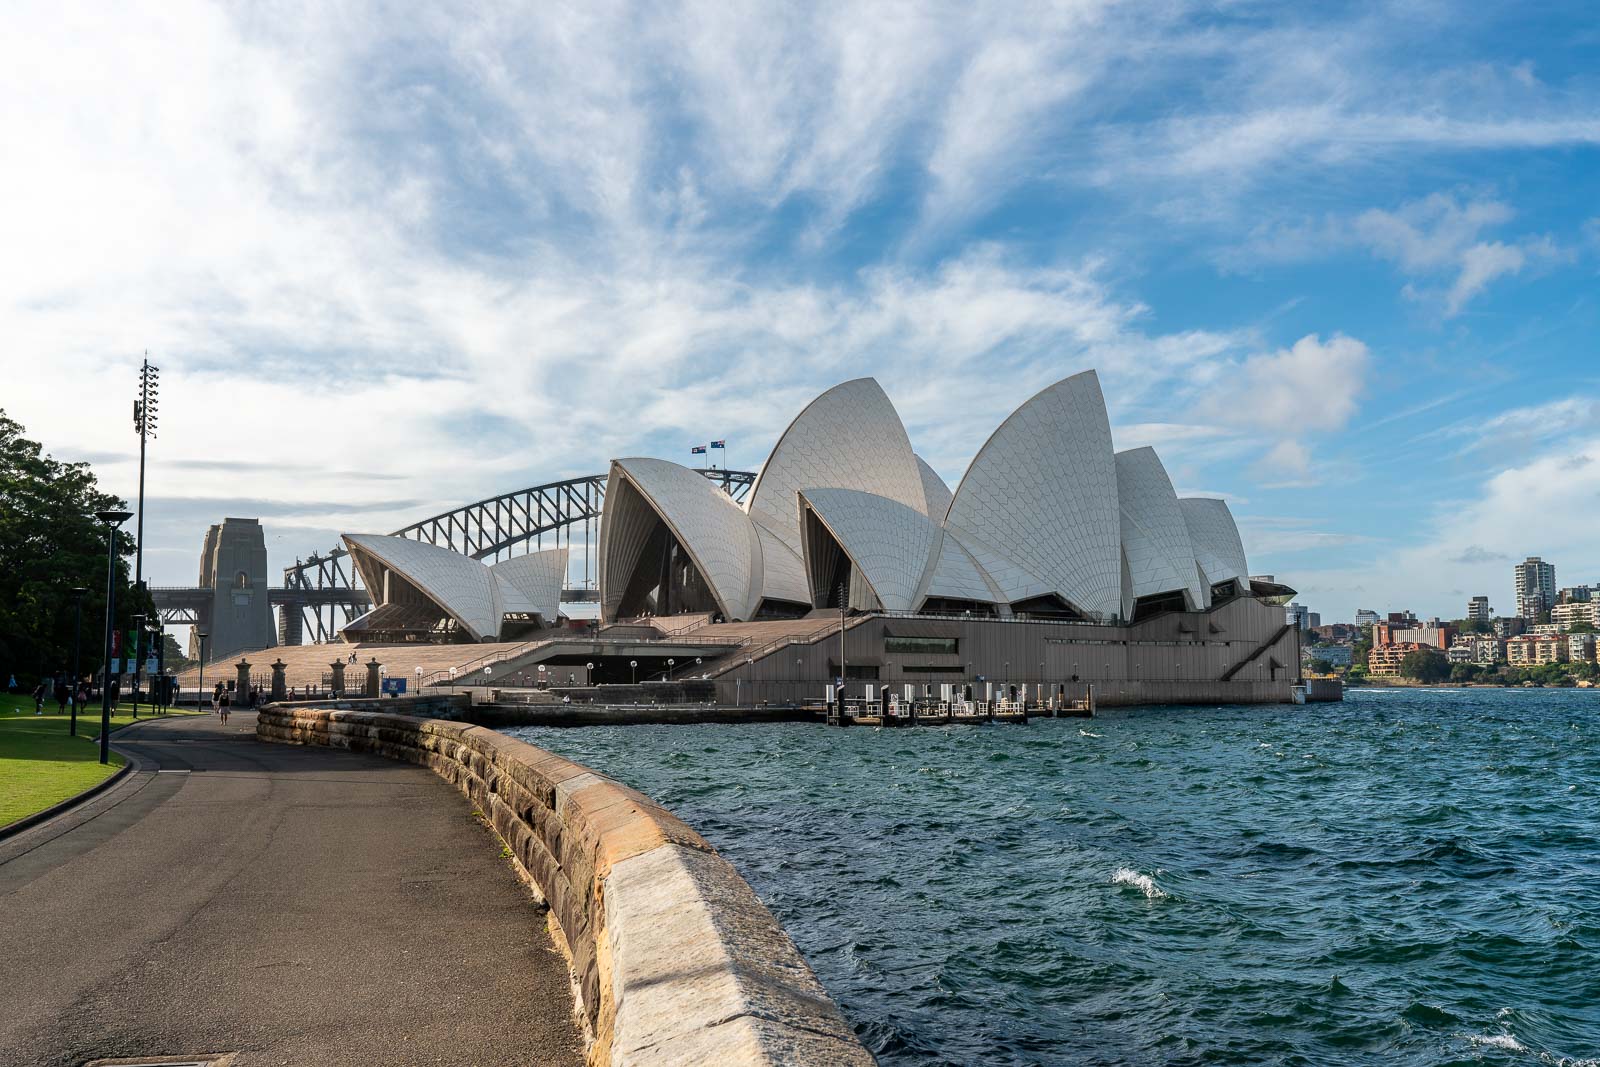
[151,468,753,645]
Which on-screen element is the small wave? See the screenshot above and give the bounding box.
[1468,1033,1526,1052]
[1112,867,1167,899]
[1079,729,1102,738]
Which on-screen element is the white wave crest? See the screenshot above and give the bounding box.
[1079,729,1102,738]
[1112,867,1167,900]
[1468,1033,1525,1052]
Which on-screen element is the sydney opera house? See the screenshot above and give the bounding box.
[324,370,1301,706]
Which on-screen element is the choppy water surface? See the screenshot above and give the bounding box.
[509,688,1600,1065]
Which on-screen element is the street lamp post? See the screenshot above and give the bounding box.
[68,587,87,736]
[130,612,146,718]
[95,510,133,766]
[586,661,595,686]
[630,660,638,685]
[131,356,158,733]
[197,632,210,713]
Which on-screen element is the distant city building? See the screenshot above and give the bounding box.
[1568,633,1597,664]
[1506,633,1567,666]
[1385,610,1420,627]
[1553,602,1600,630]
[1557,585,1594,604]
[1355,608,1380,628]
[1312,623,1358,641]
[1286,603,1319,630]
[1307,644,1353,667]
[1514,557,1557,620]
[1467,595,1492,624]
[1493,616,1528,639]
[1368,642,1434,676]
[1388,620,1465,646]
[1448,634,1502,667]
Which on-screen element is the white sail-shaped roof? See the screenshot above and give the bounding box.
[1179,497,1251,591]
[1115,447,1207,613]
[923,530,1005,605]
[798,489,939,612]
[944,370,1123,619]
[746,379,926,559]
[754,523,811,606]
[489,547,568,623]
[916,455,953,521]
[600,458,762,621]
[343,533,501,641]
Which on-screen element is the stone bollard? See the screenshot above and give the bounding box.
[270,659,287,703]
[236,659,251,704]
[366,658,382,699]
[330,660,346,697]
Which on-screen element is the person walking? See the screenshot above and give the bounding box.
[54,679,68,714]
[32,682,46,715]
[212,681,224,714]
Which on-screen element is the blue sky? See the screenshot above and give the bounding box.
[3,0,1597,623]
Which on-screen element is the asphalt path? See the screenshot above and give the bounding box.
[0,710,584,1066]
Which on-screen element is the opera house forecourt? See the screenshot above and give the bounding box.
[335,370,1303,707]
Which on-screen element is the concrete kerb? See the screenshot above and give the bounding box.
[255,699,873,1067]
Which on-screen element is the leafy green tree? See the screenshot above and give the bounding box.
[1400,649,1450,683]
[1310,658,1334,674]
[0,411,145,687]
[1449,663,1482,683]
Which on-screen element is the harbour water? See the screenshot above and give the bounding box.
[509,688,1600,1065]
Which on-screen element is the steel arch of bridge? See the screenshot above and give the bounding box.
[280,468,755,643]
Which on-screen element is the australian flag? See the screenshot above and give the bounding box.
[710,440,725,449]
[691,444,707,455]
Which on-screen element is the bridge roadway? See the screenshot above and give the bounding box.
[0,711,584,1067]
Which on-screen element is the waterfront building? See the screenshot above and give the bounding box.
[1368,642,1433,676]
[1553,602,1600,630]
[333,372,1303,705]
[339,535,567,643]
[1377,623,1453,649]
[1305,644,1353,667]
[1493,616,1528,639]
[1568,633,1597,664]
[1467,596,1492,624]
[1447,634,1502,667]
[1514,557,1557,620]
[1354,609,1380,628]
[1506,633,1567,666]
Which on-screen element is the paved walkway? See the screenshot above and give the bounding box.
[0,711,584,1066]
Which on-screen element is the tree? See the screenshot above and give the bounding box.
[1449,663,1482,683]
[1352,624,1374,669]
[1310,658,1334,674]
[0,411,144,687]
[1400,649,1450,684]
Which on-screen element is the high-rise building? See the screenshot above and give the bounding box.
[1286,603,1311,630]
[1558,585,1594,604]
[1467,596,1491,624]
[1514,557,1557,620]
[1355,608,1380,628]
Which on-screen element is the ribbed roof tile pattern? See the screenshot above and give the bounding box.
[916,455,954,521]
[489,547,568,622]
[747,379,925,559]
[944,370,1123,618]
[1179,497,1251,590]
[924,531,1003,604]
[798,488,939,612]
[343,533,501,641]
[1116,447,1207,612]
[754,523,811,606]
[607,458,762,619]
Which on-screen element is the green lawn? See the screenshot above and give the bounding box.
[0,693,201,828]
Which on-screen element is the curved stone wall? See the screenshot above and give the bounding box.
[256,702,872,1066]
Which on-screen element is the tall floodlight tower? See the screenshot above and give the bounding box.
[132,356,159,706]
